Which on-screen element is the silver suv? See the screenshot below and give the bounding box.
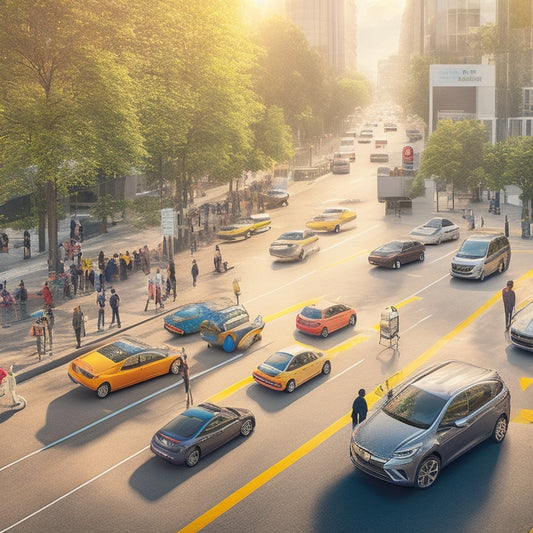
[350,360,510,489]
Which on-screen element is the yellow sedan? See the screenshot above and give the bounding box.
[252,345,331,393]
[305,207,357,233]
[67,336,182,398]
[217,213,271,240]
[269,230,319,261]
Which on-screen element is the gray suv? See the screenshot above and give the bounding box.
[350,360,510,489]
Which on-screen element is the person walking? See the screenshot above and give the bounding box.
[109,289,121,328]
[30,318,46,361]
[144,278,156,311]
[18,280,28,320]
[213,245,222,272]
[72,306,84,349]
[191,259,199,287]
[351,389,368,428]
[177,348,192,408]
[96,290,106,332]
[154,268,164,309]
[167,262,177,302]
[502,280,516,332]
[42,281,53,308]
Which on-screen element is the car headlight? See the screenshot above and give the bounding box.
[393,444,422,459]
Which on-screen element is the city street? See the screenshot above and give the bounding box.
[1,128,532,533]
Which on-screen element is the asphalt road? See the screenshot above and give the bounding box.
[1,127,532,533]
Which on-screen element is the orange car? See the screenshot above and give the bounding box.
[68,336,182,398]
[296,301,357,338]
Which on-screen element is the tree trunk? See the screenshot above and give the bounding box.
[46,180,58,272]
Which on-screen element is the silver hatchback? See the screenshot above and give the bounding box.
[350,360,510,489]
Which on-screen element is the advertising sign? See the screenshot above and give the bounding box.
[402,145,414,170]
[161,208,175,236]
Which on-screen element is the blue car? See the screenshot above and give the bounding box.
[163,298,235,335]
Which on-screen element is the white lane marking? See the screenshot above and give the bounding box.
[321,224,380,253]
[0,352,247,473]
[246,270,316,303]
[430,248,458,264]
[401,315,432,334]
[409,272,450,297]
[329,358,365,381]
[0,447,149,533]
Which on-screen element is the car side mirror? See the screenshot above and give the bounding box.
[454,417,468,428]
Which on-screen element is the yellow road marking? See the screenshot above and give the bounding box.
[181,269,533,532]
[321,249,370,270]
[512,409,533,424]
[206,377,254,404]
[519,377,533,391]
[264,298,322,323]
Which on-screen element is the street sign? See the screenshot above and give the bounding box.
[161,208,175,236]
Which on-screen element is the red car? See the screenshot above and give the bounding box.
[296,301,357,338]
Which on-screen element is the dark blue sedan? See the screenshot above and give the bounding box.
[163,298,235,335]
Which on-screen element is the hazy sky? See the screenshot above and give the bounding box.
[357,0,406,82]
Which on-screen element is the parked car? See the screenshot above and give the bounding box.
[450,234,510,281]
[384,123,397,132]
[261,188,289,209]
[370,153,389,163]
[368,240,425,269]
[67,336,181,398]
[216,213,271,240]
[150,402,255,467]
[510,301,533,351]
[296,301,356,337]
[358,130,373,143]
[199,304,264,352]
[252,345,331,393]
[331,156,350,174]
[350,360,510,489]
[269,230,319,261]
[305,207,357,233]
[406,129,423,142]
[163,298,235,335]
[409,217,460,244]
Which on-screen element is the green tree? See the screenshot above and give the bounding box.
[503,136,533,219]
[400,54,436,126]
[0,0,143,269]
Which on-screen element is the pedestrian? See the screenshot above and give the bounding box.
[69,264,78,296]
[0,283,16,326]
[177,348,192,408]
[18,280,28,320]
[144,278,155,311]
[41,309,53,355]
[72,306,84,349]
[42,281,54,308]
[98,250,105,273]
[351,389,368,428]
[96,290,106,332]
[141,245,151,275]
[23,230,31,259]
[155,268,164,309]
[58,243,66,273]
[109,288,121,328]
[191,259,199,287]
[29,318,45,361]
[502,280,516,332]
[214,245,222,272]
[167,262,177,302]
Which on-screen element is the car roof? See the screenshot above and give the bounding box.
[462,233,506,242]
[182,402,225,421]
[412,360,496,399]
[303,301,336,311]
[275,344,310,356]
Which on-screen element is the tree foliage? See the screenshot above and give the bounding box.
[400,54,436,126]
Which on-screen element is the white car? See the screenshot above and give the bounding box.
[409,217,460,245]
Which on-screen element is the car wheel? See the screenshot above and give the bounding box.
[321,327,329,338]
[415,455,440,489]
[96,382,111,399]
[170,359,181,375]
[334,225,340,233]
[285,379,296,393]
[185,447,201,467]
[491,415,508,443]
[245,230,251,239]
[498,260,505,274]
[321,361,331,375]
[419,252,425,262]
[436,236,442,245]
[349,314,357,327]
[299,249,305,261]
[393,260,401,269]
[283,200,288,207]
[479,270,485,281]
[240,419,254,437]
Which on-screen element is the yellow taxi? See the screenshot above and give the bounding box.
[252,345,331,393]
[217,213,271,240]
[67,336,182,398]
[269,229,319,261]
[305,207,357,233]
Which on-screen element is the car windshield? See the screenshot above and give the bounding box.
[98,339,151,363]
[162,414,206,439]
[378,241,403,253]
[277,232,302,241]
[323,209,342,215]
[382,385,448,429]
[264,351,294,371]
[424,219,441,228]
[300,307,322,319]
[456,240,489,259]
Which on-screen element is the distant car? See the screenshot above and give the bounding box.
[269,230,319,261]
[163,298,235,335]
[296,301,356,338]
[510,301,533,352]
[199,304,264,352]
[369,240,425,269]
[217,213,271,240]
[261,188,289,209]
[305,207,357,233]
[370,153,389,163]
[252,345,331,393]
[331,156,350,174]
[67,336,181,398]
[358,130,373,143]
[409,217,460,244]
[384,123,397,132]
[150,402,255,467]
[350,360,510,489]
[406,129,423,142]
